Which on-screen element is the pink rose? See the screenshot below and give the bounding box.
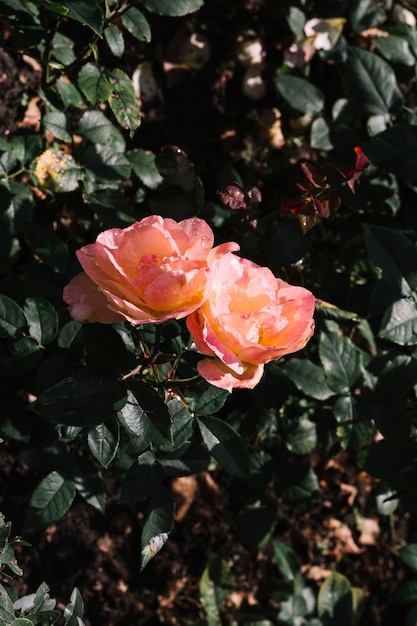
[63,215,238,324]
[186,253,315,391]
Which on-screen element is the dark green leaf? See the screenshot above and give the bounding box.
[318,572,353,626]
[72,457,105,513]
[334,395,374,451]
[24,297,58,345]
[87,418,119,467]
[77,63,112,105]
[346,46,403,115]
[82,146,131,191]
[285,358,334,400]
[78,110,125,151]
[56,77,85,110]
[184,380,229,415]
[51,32,76,65]
[0,294,27,339]
[0,583,15,623]
[118,383,173,446]
[275,460,319,503]
[319,332,362,395]
[197,415,249,478]
[42,111,72,142]
[128,149,163,189]
[379,299,417,345]
[236,495,276,549]
[285,419,317,455]
[107,68,141,136]
[157,442,210,477]
[375,35,415,66]
[274,74,325,116]
[364,224,417,295]
[1,180,34,234]
[141,0,204,17]
[24,471,76,533]
[121,7,151,42]
[32,370,127,427]
[141,486,175,570]
[0,336,42,376]
[401,544,417,572]
[62,0,103,36]
[104,24,125,58]
[120,451,163,502]
[272,540,301,581]
[199,558,234,620]
[364,126,417,186]
[25,223,69,272]
[394,581,417,604]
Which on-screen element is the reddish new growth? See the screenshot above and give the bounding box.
[282,147,371,230]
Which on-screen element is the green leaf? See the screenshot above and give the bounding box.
[51,32,76,65]
[184,380,229,415]
[24,297,58,345]
[272,540,301,581]
[379,298,417,346]
[364,126,417,186]
[0,583,15,623]
[141,0,204,17]
[72,457,106,513]
[42,111,72,142]
[157,442,210,477]
[62,0,103,36]
[107,68,141,136]
[318,572,353,626]
[104,24,125,58]
[275,461,319,503]
[394,581,417,604]
[364,224,417,295]
[87,419,119,467]
[375,35,415,66]
[197,415,249,478]
[285,358,334,400]
[78,110,125,151]
[1,180,34,234]
[346,46,403,115]
[120,451,163,502]
[32,370,127,427]
[274,74,325,116]
[141,486,175,570]
[10,619,34,625]
[25,223,69,272]
[121,7,151,42]
[56,77,85,110]
[319,332,362,395]
[401,544,417,572]
[63,587,84,626]
[236,495,276,549]
[199,558,234,622]
[310,116,333,150]
[118,384,173,446]
[82,146,131,191]
[285,419,317,455]
[0,294,27,339]
[127,149,163,189]
[0,336,42,376]
[334,395,374,451]
[77,63,112,105]
[24,471,76,533]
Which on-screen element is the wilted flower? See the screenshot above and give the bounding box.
[63,215,239,325]
[187,253,315,391]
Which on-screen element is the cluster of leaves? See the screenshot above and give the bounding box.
[0,513,85,625]
[1,0,417,622]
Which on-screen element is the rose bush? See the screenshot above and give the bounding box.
[63,215,238,324]
[186,253,315,391]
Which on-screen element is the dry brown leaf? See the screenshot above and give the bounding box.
[301,564,333,582]
[18,96,41,130]
[357,517,380,546]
